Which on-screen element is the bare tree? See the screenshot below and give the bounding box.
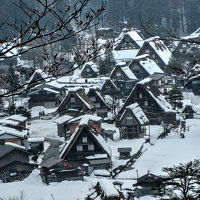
[0,0,107,97]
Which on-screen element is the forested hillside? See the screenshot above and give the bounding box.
[0,0,200,39]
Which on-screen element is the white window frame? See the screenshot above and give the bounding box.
[82,137,87,143]
[127,116,133,120]
[77,145,83,151]
[88,144,94,151]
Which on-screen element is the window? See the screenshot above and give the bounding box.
[86,68,90,72]
[10,172,17,177]
[144,101,148,106]
[76,145,83,151]
[90,96,96,101]
[152,54,155,58]
[127,116,133,120]
[116,72,121,77]
[96,102,100,108]
[145,49,150,53]
[88,144,94,151]
[139,93,143,99]
[182,44,187,48]
[82,137,87,143]
[71,97,75,103]
[179,49,183,53]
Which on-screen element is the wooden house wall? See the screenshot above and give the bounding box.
[120,109,143,139]
[0,138,22,145]
[29,90,60,108]
[115,34,140,50]
[124,85,163,124]
[81,66,97,78]
[88,90,108,118]
[58,93,88,115]
[63,128,107,161]
[173,41,191,58]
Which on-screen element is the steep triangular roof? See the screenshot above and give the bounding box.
[114,30,144,50]
[122,78,174,113]
[130,54,164,75]
[87,88,109,108]
[59,125,111,159]
[57,89,95,112]
[110,66,137,80]
[138,37,172,65]
[120,103,149,125]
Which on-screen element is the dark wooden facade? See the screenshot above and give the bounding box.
[134,173,165,197]
[110,66,138,96]
[115,33,141,51]
[57,90,95,116]
[40,158,84,184]
[120,80,176,125]
[87,89,109,118]
[136,38,172,71]
[0,146,34,182]
[101,79,119,96]
[28,87,61,108]
[60,125,111,174]
[119,108,147,139]
[81,63,98,78]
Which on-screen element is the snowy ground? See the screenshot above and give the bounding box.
[117,119,200,179]
[1,103,200,199]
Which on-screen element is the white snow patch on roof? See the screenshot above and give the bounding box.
[5,142,26,150]
[54,115,73,124]
[6,115,27,122]
[121,66,137,80]
[126,103,149,124]
[98,179,119,198]
[138,57,164,75]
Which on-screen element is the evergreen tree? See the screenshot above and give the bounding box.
[163,160,200,200]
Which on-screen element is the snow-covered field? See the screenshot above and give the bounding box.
[118,119,200,179]
[1,112,200,199]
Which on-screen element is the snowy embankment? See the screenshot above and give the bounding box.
[117,119,200,179]
[0,170,92,200]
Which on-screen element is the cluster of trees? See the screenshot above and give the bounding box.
[162,159,200,200]
[105,0,200,36]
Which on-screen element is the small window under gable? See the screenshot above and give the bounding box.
[127,116,133,120]
[86,68,90,72]
[139,93,143,99]
[71,97,75,103]
[88,144,94,151]
[144,101,149,106]
[116,72,121,77]
[82,137,87,143]
[182,44,187,48]
[91,96,96,101]
[96,102,100,108]
[145,49,150,53]
[77,145,83,151]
